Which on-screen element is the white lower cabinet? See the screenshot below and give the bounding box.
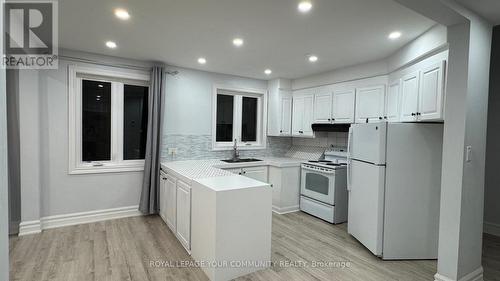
[165,174,177,232]
[176,180,191,251]
[225,166,269,183]
[159,171,191,253]
[268,166,301,214]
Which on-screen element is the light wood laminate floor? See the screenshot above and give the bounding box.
[9,212,500,281]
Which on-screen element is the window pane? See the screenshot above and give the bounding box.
[216,94,234,142]
[124,85,149,160]
[82,80,111,162]
[241,97,258,142]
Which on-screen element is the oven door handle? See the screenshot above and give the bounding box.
[301,165,336,174]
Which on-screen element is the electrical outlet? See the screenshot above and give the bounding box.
[168,148,178,155]
[465,146,472,163]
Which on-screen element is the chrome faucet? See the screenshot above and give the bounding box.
[232,139,240,160]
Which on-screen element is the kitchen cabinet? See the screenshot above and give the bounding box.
[267,79,292,136]
[418,61,445,121]
[225,166,269,183]
[176,179,191,251]
[313,91,333,124]
[332,89,355,123]
[292,94,314,137]
[400,72,420,122]
[280,94,293,135]
[355,85,386,123]
[165,174,177,232]
[268,166,301,214]
[386,80,401,122]
[400,60,446,122]
[159,171,168,222]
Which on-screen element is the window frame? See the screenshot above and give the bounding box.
[68,65,150,174]
[212,85,267,151]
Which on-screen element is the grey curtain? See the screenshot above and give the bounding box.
[139,66,165,214]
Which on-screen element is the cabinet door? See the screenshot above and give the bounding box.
[292,97,304,136]
[419,61,445,121]
[355,85,386,123]
[165,174,177,232]
[386,80,401,122]
[302,95,315,137]
[242,166,268,183]
[332,90,355,123]
[176,180,191,251]
[280,95,292,135]
[313,92,333,123]
[400,72,420,122]
[159,172,167,222]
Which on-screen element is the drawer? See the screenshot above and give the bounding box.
[300,196,334,223]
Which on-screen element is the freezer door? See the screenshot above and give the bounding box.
[349,123,387,165]
[347,159,385,256]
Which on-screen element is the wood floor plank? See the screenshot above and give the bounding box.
[9,212,500,281]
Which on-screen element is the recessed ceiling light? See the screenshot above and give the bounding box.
[233,38,244,47]
[388,31,402,40]
[198,57,207,64]
[105,41,117,49]
[264,69,272,75]
[298,1,312,13]
[114,8,130,20]
[308,55,318,62]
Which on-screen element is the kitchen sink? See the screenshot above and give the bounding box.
[221,158,263,163]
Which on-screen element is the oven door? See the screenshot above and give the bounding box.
[301,166,335,205]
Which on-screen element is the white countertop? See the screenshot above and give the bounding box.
[160,157,304,186]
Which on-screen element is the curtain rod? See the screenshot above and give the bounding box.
[58,55,179,75]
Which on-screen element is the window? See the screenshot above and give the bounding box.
[212,87,266,150]
[69,65,150,174]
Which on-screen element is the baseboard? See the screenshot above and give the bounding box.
[484,221,500,237]
[19,205,143,236]
[435,267,483,281]
[9,220,20,235]
[19,220,42,236]
[272,205,300,215]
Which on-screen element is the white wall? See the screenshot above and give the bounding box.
[292,24,448,90]
[16,52,152,222]
[484,26,500,234]
[164,66,267,135]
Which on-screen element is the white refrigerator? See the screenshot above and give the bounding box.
[347,122,443,260]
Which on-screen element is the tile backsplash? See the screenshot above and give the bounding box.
[161,135,292,161]
[161,132,348,162]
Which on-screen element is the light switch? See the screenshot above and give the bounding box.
[465,146,472,163]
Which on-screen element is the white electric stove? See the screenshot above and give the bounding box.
[300,147,349,224]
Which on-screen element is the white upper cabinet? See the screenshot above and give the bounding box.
[292,92,314,137]
[280,94,292,135]
[332,89,355,123]
[385,80,401,122]
[400,72,420,122]
[399,60,446,122]
[267,79,292,136]
[355,85,386,123]
[314,91,333,124]
[419,61,446,121]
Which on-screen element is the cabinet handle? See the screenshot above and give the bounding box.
[238,172,242,175]
[332,118,335,121]
[417,112,421,116]
[280,130,283,133]
[270,184,273,187]
[243,171,246,174]
[411,113,416,116]
[378,117,383,120]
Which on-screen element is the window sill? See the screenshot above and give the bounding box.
[69,163,145,175]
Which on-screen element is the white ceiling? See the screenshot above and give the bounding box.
[455,0,500,25]
[59,0,435,80]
